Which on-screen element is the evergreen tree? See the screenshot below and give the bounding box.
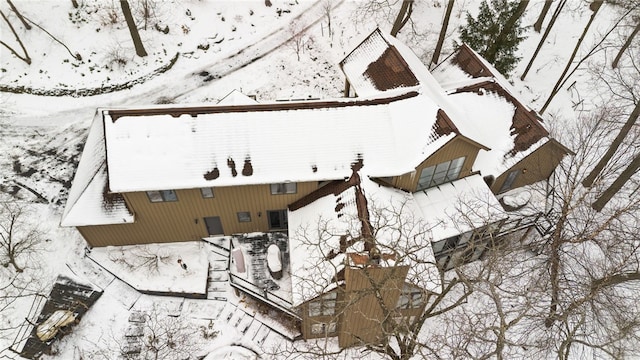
[459,0,528,76]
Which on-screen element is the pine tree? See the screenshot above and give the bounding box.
[459,0,528,76]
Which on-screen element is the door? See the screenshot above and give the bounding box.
[204,216,224,235]
[267,210,288,230]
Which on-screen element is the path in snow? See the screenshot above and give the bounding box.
[120,0,347,105]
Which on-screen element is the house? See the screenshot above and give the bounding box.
[61,29,570,348]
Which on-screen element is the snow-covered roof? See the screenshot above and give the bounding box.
[288,174,440,307]
[413,174,507,241]
[340,29,491,151]
[217,89,258,105]
[341,31,570,179]
[101,90,445,193]
[430,44,570,177]
[61,112,134,227]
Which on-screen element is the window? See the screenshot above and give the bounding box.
[396,284,424,310]
[416,157,466,191]
[267,210,288,230]
[200,187,214,198]
[146,190,178,203]
[499,169,520,193]
[270,183,297,195]
[237,211,251,222]
[311,322,337,335]
[309,292,337,317]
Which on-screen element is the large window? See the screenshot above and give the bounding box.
[417,157,465,191]
[308,292,337,317]
[146,190,178,203]
[270,183,297,195]
[396,284,424,310]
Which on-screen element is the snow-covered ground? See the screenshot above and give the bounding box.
[1,0,637,359]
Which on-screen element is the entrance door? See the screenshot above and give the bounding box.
[204,216,224,235]
[267,210,288,230]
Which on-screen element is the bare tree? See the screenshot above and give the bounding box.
[582,101,639,188]
[539,0,603,114]
[520,0,567,80]
[612,19,640,69]
[0,198,43,273]
[286,20,311,61]
[592,154,640,211]
[390,0,414,36]
[120,0,147,57]
[430,0,455,68]
[6,0,31,30]
[321,0,333,40]
[533,0,554,32]
[0,9,31,64]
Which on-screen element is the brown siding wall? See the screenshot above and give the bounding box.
[338,265,409,348]
[492,142,567,193]
[393,137,480,192]
[78,182,317,247]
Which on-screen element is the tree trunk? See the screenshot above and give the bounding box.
[390,0,414,37]
[592,154,640,211]
[583,101,639,188]
[0,10,31,64]
[6,0,31,30]
[539,0,602,114]
[71,0,78,8]
[612,21,640,69]
[521,0,566,80]
[120,0,147,57]
[430,0,455,68]
[533,0,553,32]
[484,0,529,64]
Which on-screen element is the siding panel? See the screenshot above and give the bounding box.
[492,142,566,194]
[79,182,317,247]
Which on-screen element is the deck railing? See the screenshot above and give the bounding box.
[229,273,300,319]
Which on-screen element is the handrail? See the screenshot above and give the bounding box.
[228,273,300,320]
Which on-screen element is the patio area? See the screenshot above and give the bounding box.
[225,233,296,317]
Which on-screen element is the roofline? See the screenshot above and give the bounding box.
[548,137,575,156]
[338,27,386,68]
[458,134,491,151]
[105,91,420,121]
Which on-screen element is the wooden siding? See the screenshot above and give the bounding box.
[393,137,481,191]
[339,265,409,348]
[78,182,317,247]
[492,141,568,194]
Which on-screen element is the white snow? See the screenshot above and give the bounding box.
[100,92,442,193]
[266,244,282,273]
[413,174,507,241]
[1,0,632,358]
[88,241,209,295]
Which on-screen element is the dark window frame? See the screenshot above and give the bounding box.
[267,210,288,230]
[200,187,215,199]
[499,169,520,193]
[417,156,466,191]
[270,183,297,195]
[146,190,178,203]
[236,211,251,223]
[308,292,338,317]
